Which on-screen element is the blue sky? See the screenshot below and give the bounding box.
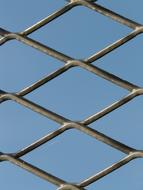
[1,0,143,189]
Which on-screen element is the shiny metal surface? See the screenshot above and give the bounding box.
[0,0,143,189]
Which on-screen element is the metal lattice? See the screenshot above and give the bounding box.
[0,0,143,189]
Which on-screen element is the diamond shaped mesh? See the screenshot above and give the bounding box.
[0,0,143,189]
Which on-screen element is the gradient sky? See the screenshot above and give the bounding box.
[1,0,143,189]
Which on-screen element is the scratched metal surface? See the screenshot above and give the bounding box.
[0,0,143,189]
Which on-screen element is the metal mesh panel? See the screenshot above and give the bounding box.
[0,0,143,189]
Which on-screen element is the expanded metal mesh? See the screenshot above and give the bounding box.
[0,0,143,189]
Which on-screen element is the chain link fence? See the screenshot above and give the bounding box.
[0,0,143,189]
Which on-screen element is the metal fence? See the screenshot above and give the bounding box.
[0,0,143,189]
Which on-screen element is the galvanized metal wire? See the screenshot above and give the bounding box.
[0,0,143,189]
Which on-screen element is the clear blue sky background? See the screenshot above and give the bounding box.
[0,0,143,189]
